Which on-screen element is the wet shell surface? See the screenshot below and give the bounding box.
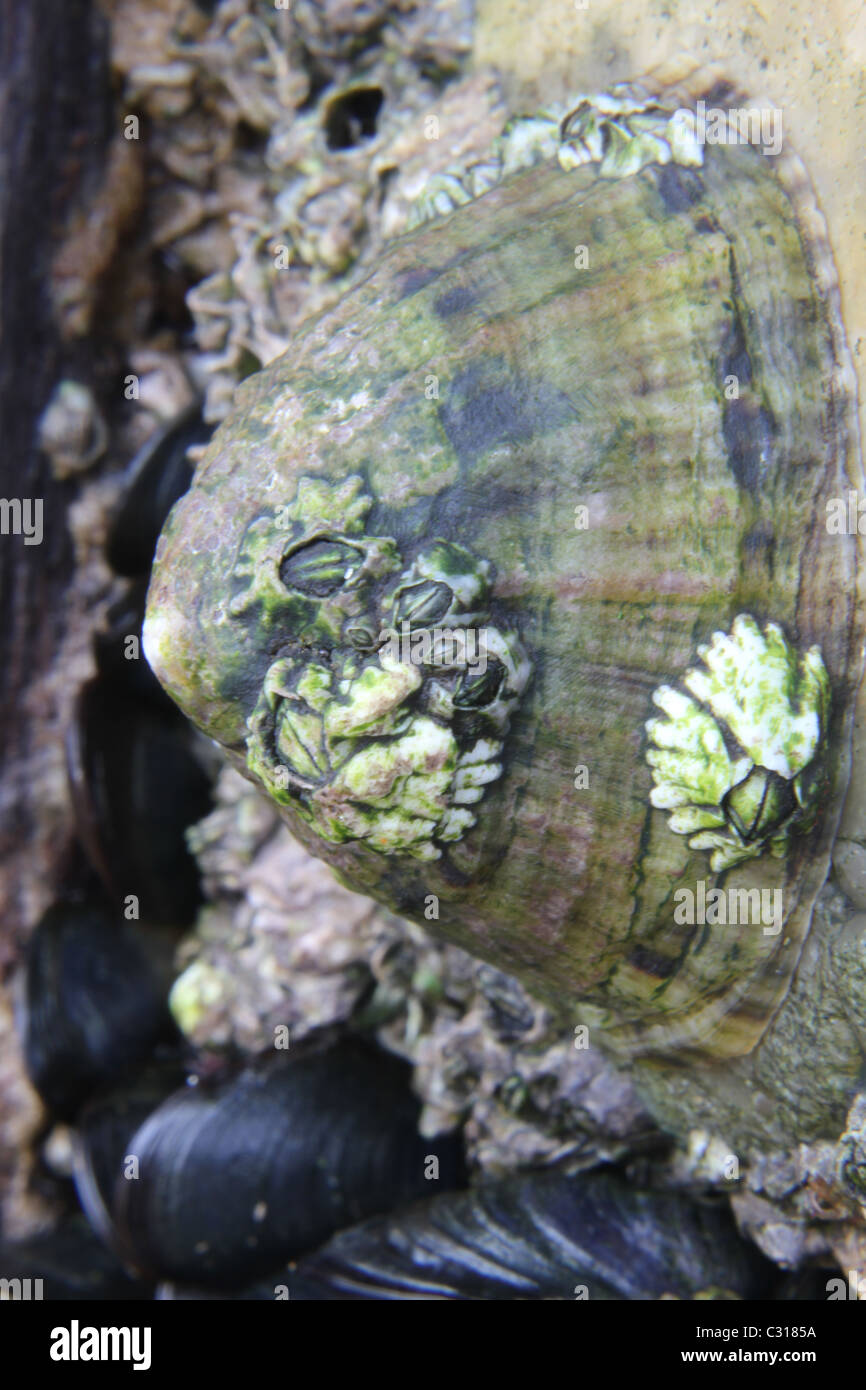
[145,79,864,1065]
[108,1042,463,1288]
[285,1168,773,1301]
[22,903,176,1121]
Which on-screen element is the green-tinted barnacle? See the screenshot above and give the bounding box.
[311,716,459,858]
[391,579,453,627]
[721,767,798,844]
[646,686,747,810]
[380,543,489,636]
[283,474,372,535]
[385,541,491,623]
[279,537,365,596]
[275,702,329,782]
[232,475,370,592]
[241,548,526,855]
[244,658,334,795]
[230,475,396,629]
[452,658,505,709]
[232,529,399,650]
[417,541,491,602]
[343,618,380,651]
[646,616,830,871]
[323,655,421,740]
[472,627,532,728]
[683,616,829,780]
[296,663,333,712]
[420,627,527,734]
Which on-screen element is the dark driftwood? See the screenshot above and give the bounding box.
[0,0,112,946]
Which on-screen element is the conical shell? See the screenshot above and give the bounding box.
[145,83,864,1060]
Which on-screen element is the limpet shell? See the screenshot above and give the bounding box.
[145,77,864,1063]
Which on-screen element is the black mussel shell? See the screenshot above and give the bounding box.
[0,1217,152,1300]
[112,1040,465,1289]
[107,406,212,579]
[285,1169,776,1300]
[23,901,176,1121]
[72,1061,188,1251]
[66,678,212,926]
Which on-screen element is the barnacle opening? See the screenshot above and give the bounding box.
[721,765,799,844]
[278,537,365,596]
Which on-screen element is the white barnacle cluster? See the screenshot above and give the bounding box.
[241,477,532,860]
[557,90,704,178]
[645,614,830,871]
[405,86,704,230]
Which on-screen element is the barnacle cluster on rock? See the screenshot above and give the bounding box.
[110,0,497,420]
[170,766,651,1174]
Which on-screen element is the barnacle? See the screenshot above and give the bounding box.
[239,477,531,858]
[229,475,401,637]
[645,615,830,870]
[405,87,705,231]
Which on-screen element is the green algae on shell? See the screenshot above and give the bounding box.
[144,78,864,1066]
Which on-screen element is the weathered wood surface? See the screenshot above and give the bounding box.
[0,0,114,1230]
[0,0,115,942]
